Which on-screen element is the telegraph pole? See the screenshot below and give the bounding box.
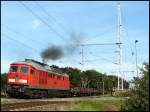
[79,45,84,71]
[81,45,84,65]
[117,3,123,91]
[103,81,104,96]
[135,40,139,78]
[121,72,123,91]
[112,71,134,90]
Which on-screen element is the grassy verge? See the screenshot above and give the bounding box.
[71,100,123,111]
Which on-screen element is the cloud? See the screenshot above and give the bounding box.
[32,19,41,29]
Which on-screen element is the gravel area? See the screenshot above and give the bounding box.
[23,102,75,111]
[1,96,126,104]
[1,96,98,104]
[1,98,30,104]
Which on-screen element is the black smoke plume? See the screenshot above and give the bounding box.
[41,32,86,63]
[41,45,64,63]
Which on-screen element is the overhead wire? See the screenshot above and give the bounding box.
[18,1,73,45]
[84,25,117,42]
[83,60,106,73]
[35,1,117,46]
[79,42,120,46]
[122,10,134,55]
[2,0,81,65]
[33,1,86,64]
[19,1,83,65]
[2,33,39,52]
[86,52,117,64]
[34,2,68,33]
[121,10,135,75]
[2,24,49,48]
[19,1,82,65]
[34,1,81,44]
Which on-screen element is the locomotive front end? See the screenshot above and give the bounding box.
[7,64,29,85]
[6,63,29,97]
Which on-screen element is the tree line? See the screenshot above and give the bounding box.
[51,65,129,92]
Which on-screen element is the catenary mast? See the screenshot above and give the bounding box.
[117,3,123,90]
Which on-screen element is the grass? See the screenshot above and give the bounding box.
[71,100,123,111]
[96,93,112,97]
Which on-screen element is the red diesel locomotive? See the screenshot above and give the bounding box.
[6,59,101,98]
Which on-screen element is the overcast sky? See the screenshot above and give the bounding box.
[1,1,149,81]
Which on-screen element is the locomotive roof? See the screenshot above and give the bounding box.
[11,59,68,77]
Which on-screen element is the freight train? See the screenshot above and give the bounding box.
[6,59,101,98]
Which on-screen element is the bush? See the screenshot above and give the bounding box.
[115,91,131,97]
[121,62,149,111]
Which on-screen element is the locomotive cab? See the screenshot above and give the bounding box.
[7,64,29,85]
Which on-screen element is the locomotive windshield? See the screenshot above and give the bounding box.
[9,66,18,72]
[20,66,28,74]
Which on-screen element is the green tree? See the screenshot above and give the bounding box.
[62,67,82,87]
[1,73,7,92]
[81,70,104,89]
[121,62,149,111]
[51,65,129,93]
[61,67,129,93]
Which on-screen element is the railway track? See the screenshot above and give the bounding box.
[1,101,69,111]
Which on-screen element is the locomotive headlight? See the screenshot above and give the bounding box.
[8,79,15,82]
[22,80,27,83]
[19,79,27,83]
